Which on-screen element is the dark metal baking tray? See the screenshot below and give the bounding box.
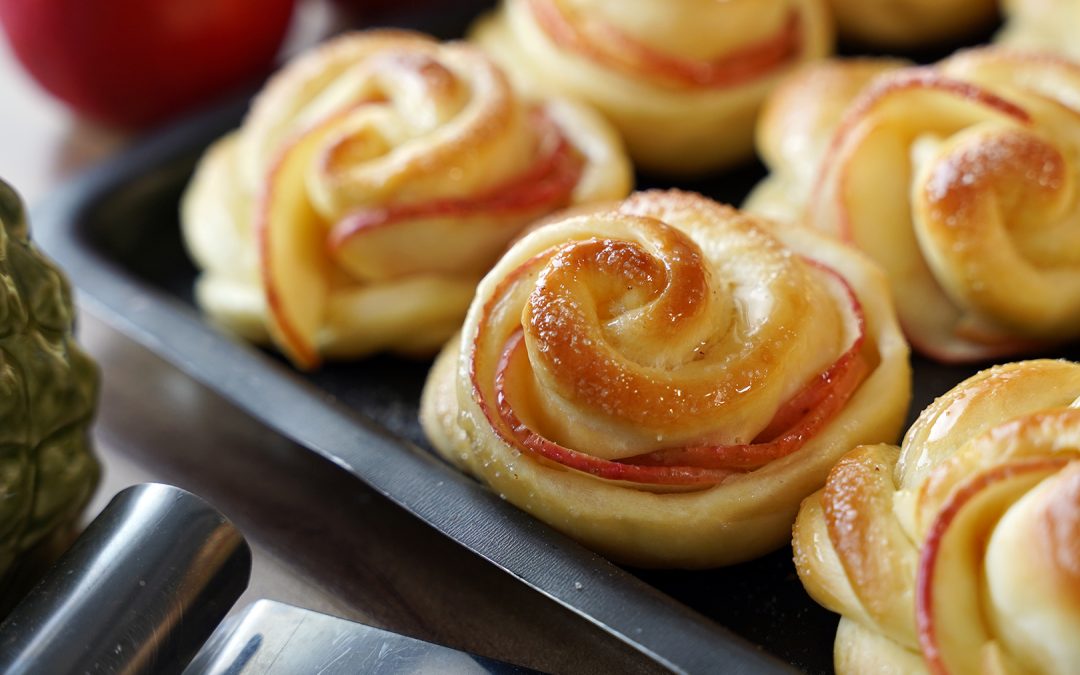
[31,6,1067,674]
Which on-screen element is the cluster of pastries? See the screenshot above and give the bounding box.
[176,4,1080,672]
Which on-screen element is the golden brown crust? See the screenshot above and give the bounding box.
[794,359,1080,674]
[747,48,1080,363]
[471,0,834,174]
[421,189,910,567]
[181,30,631,367]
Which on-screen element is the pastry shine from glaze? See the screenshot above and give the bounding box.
[421,190,910,568]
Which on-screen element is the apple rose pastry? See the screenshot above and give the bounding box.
[420,190,910,568]
[470,0,833,175]
[794,359,1080,674]
[181,30,631,368]
[826,0,998,49]
[746,48,1080,362]
[998,0,1080,63]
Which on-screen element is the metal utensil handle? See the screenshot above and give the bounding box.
[0,482,251,675]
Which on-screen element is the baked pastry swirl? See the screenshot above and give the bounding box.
[998,0,1080,63]
[470,0,833,175]
[747,48,1080,362]
[794,359,1080,674]
[181,30,631,368]
[420,190,910,567]
[826,0,998,49]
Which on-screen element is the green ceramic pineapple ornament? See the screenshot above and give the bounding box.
[0,178,99,578]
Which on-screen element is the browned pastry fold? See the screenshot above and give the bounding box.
[795,359,1080,674]
[421,190,910,568]
[181,30,631,368]
[747,48,1080,362]
[470,0,833,174]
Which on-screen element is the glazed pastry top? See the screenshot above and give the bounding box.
[421,189,910,567]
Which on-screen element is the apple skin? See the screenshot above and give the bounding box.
[326,120,582,280]
[258,110,341,371]
[0,0,296,128]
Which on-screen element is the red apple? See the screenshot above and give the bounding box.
[0,0,296,128]
[527,0,801,89]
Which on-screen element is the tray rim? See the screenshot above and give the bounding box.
[31,100,798,675]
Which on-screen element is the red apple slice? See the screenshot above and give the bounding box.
[916,457,1069,675]
[810,71,1036,364]
[527,0,802,89]
[625,258,867,471]
[478,257,869,486]
[813,70,1032,242]
[258,116,345,369]
[326,117,583,280]
[494,328,738,486]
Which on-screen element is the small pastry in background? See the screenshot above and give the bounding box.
[181,30,631,369]
[471,0,833,175]
[746,48,1080,362]
[826,0,998,49]
[747,56,909,226]
[998,0,1080,62]
[420,189,910,568]
[794,359,1080,674]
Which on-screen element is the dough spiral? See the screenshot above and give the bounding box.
[747,48,1080,362]
[181,30,631,368]
[421,190,909,567]
[794,359,1080,674]
[470,0,833,175]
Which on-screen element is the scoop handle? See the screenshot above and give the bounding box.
[0,482,251,674]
